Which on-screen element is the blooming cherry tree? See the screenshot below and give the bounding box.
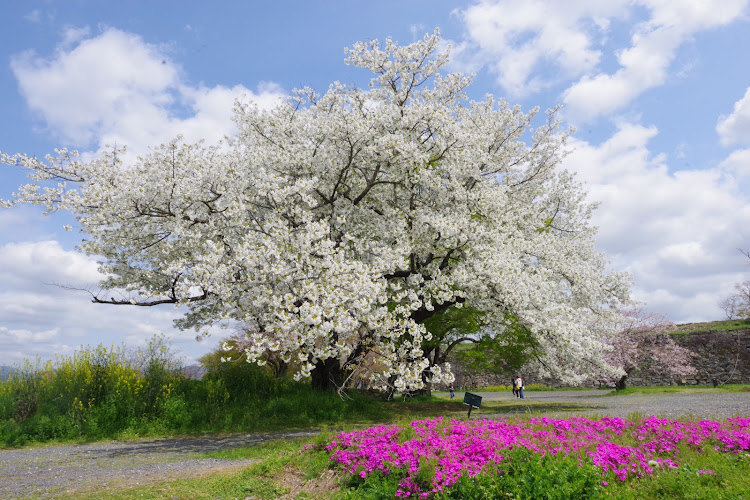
[600,308,696,390]
[1,30,631,391]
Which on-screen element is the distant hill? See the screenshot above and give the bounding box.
[0,366,17,381]
[0,364,205,381]
[182,364,206,379]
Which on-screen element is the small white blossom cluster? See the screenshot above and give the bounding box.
[1,30,632,389]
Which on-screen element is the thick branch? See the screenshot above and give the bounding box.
[91,292,209,306]
[411,296,465,324]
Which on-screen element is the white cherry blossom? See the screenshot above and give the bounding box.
[1,30,632,390]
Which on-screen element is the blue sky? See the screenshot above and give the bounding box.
[1,0,749,366]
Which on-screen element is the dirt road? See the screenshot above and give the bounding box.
[457,388,750,420]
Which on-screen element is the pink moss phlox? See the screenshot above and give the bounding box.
[324,415,750,497]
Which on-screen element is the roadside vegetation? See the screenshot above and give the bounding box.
[61,414,750,500]
[2,337,747,449]
[2,334,749,498]
[0,337,395,447]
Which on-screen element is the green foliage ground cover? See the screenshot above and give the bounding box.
[3,341,749,499]
[63,415,750,500]
[3,338,606,448]
[0,339,390,447]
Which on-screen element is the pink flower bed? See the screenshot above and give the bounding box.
[325,415,750,497]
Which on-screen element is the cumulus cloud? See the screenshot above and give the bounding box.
[10,27,286,155]
[454,0,749,123]
[719,148,750,180]
[562,123,750,321]
[11,28,179,147]
[564,0,748,123]
[717,87,750,147]
[0,240,212,365]
[1,26,284,366]
[451,0,750,322]
[0,240,100,289]
[456,0,628,96]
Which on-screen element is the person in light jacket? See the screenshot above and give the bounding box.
[514,376,524,399]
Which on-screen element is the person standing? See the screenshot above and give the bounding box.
[518,376,525,399]
[511,376,518,397]
[449,383,455,400]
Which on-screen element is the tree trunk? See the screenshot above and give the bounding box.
[310,358,344,392]
[615,374,628,391]
[409,385,432,398]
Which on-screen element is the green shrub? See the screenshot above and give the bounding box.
[0,336,390,446]
[0,336,185,444]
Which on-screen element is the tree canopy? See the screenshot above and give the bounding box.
[1,30,632,391]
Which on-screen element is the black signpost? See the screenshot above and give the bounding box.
[462,392,482,418]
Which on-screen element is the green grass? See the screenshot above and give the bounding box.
[56,435,336,500]
[378,398,604,420]
[53,415,750,500]
[667,318,750,334]
[4,338,749,499]
[0,340,395,448]
[606,447,750,499]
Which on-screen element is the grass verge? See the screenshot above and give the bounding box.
[57,413,750,500]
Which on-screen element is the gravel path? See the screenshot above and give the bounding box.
[463,388,750,420]
[1,391,748,499]
[0,430,319,499]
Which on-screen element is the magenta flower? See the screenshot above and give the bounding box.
[322,415,750,497]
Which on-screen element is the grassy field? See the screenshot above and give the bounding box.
[2,340,749,499]
[58,402,750,500]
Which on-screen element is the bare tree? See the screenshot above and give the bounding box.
[719,249,750,320]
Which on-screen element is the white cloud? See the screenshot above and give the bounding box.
[0,326,59,344]
[0,240,101,290]
[456,0,628,96]
[719,148,750,183]
[717,87,750,147]
[564,0,747,121]
[24,9,42,23]
[562,122,750,321]
[564,0,748,123]
[455,0,749,123]
[11,29,179,146]
[174,81,285,145]
[0,207,32,232]
[10,27,286,155]
[0,240,210,365]
[1,27,285,367]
